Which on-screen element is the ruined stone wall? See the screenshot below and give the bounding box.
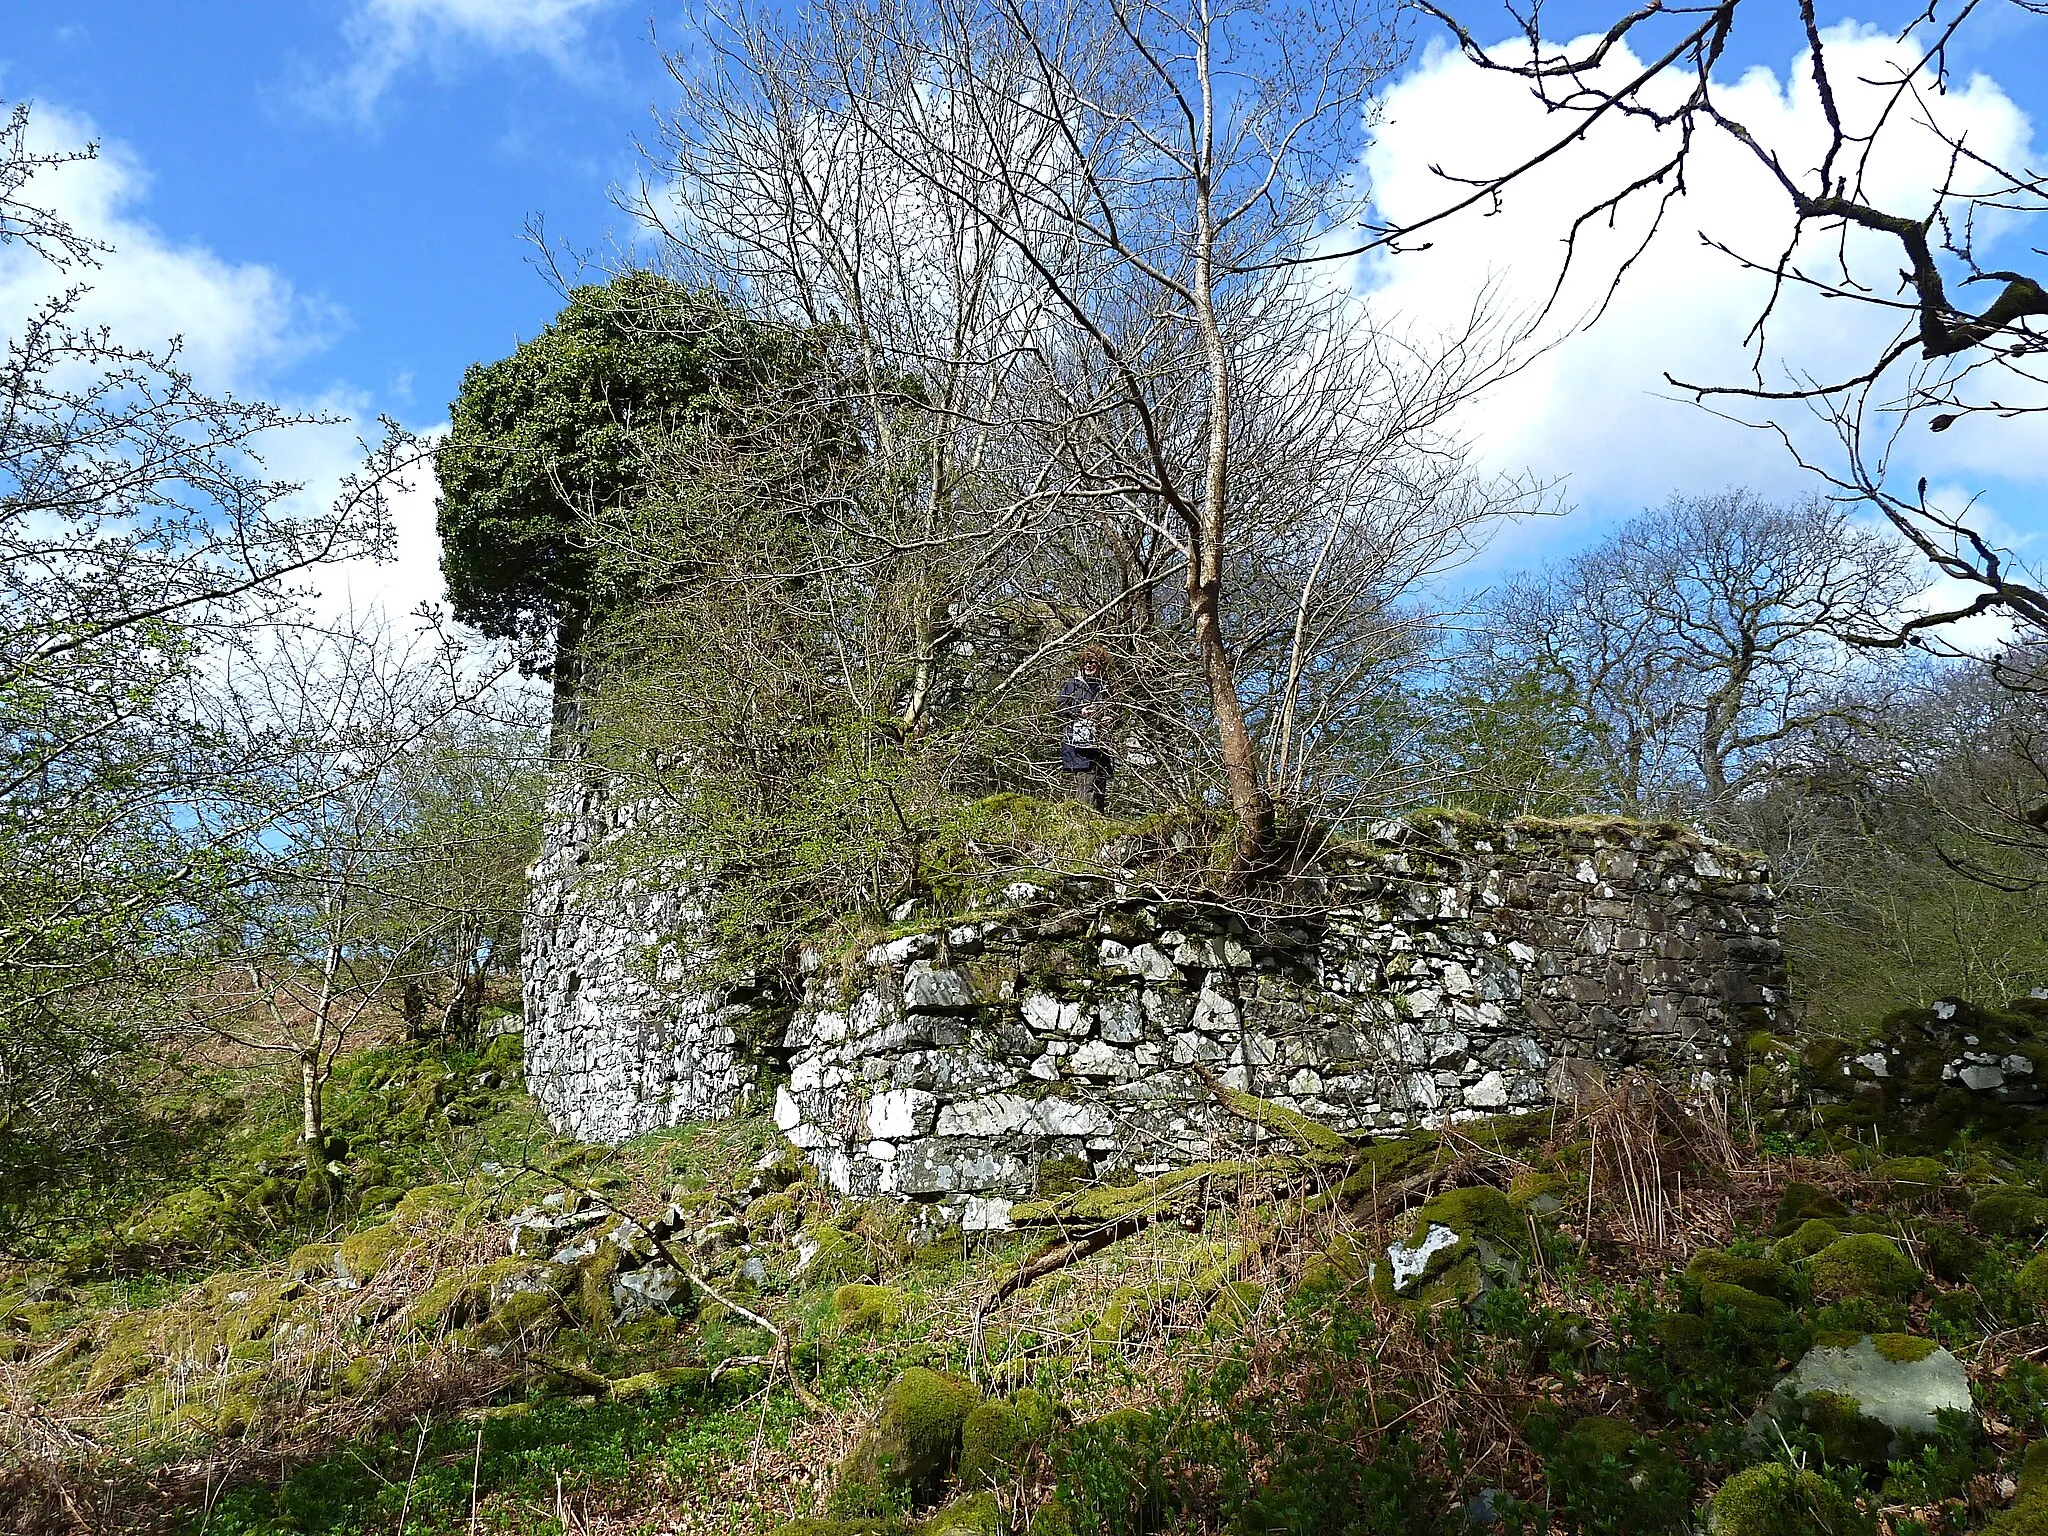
[772,815,1785,1228]
[521,774,761,1142]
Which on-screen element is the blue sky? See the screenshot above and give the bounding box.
[4,0,2045,617]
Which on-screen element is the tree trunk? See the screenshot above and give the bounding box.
[550,597,589,758]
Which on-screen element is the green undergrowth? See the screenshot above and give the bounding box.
[21,995,2048,1534]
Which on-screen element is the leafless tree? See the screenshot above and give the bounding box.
[1481,490,1917,815]
[638,0,1536,866]
[1367,0,2048,641]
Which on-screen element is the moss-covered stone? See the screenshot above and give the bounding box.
[286,1243,337,1279]
[921,1493,1006,1536]
[2016,1253,2048,1320]
[1772,1181,1850,1236]
[1874,1155,1947,1194]
[1871,1332,1937,1363]
[333,1223,405,1285]
[405,1259,523,1336]
[1922,1221,1987,1284]
[1796,1388,1895,1466]
[1808,1233,1922,1302]
[1686,1249,1788,1301]
[798,1224,877,1288]
[1009,1161,1264,1227]
[1564,1414,1639,1460]
[1973,1190,2048,1237]
[1705,1463,1860,1536]
[746,1192,797,1231]
[1698,1281,1788,1332]
[958,1389,1056,1491]
[836,1367,984,1511]
[834,1284,908,1335]
[1773,1218,1845,1263]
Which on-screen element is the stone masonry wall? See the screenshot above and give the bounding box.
[522,774,761,1142]
[772,815,1785,1229]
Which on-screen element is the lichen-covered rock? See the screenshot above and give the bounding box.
[1750,1332,1972,1465]
[1808,1234,1921,1302]
[836,1367,984,1511]
[1380,1185,1524,1304]
[1706,1463,1861,1536]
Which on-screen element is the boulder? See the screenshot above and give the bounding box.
[1379,1185,1523,1305]
[836,1367,984,1511]
[957,1389,1057,1491]
[1749,1332,1973,1465]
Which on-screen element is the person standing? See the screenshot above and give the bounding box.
[1057,646,1115,810]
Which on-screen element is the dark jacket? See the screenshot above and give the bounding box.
[1057,673,1113,774]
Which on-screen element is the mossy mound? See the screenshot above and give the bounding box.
[333,1223,406,1285]
[1972,1190,2048,1237]
[2016,1253,2048,1319]
[1772,1182,1848,1236]
[1705,1463,1861,1536]
[836,1367,984,1511]
[958,1389,1057,1491]
[1686,1249,1787,1301]
[834,1284,908,1335]
[1922,1222,1987,1284]
[1774,1218,1845,1262]
[1873,1155,1947,1192]
[1698,1281,1787,1333]
[1808,1234,1921,1302]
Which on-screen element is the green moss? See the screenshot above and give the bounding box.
[1566,1415,1639,1460]
[2017,1253,2048,1319]
[1922,1222,1987,1284]
[799,1224,877,1288]
[1796,1389,1894,1467]
[1207,1082,1349,1156]
[334,1223,406,1285]
[1705,1463,1861,1536]
[834,1284,908,1335]
[404,1259,524,1336]
[286,1243,337,1279]
[577,1242,621,1330]
[1809,1234,1922,1302]
[745,1192,797,1229]
[1010,1161,1263,1227]
[1874,1155,1947,1191]
[1408,1185,1521,1248]
[388,1182,472,1234]
[465,1287,563,1349]
[1871,1332,1937,1363]
[836,1367,984,1511]
[1772,1181,1849,1236]
[921,1493,1006,1536]
[1698,1281,1788,1332]
[958,1390,1055,1491]
[1686,1249,1788,1301]
[1973,1190,2048,1237]
[1204,1280,1263,1333]
[1773,1218,1845,1262]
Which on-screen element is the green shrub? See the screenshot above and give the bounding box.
[1530,1413,1691,1536]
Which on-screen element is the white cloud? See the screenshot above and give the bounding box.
[1,102,443,629]
[324,0,618,118]
[0,104,333,388]
[1359,25,2047,573]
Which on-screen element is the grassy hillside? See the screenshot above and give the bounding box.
[11,1002,2048,1534]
